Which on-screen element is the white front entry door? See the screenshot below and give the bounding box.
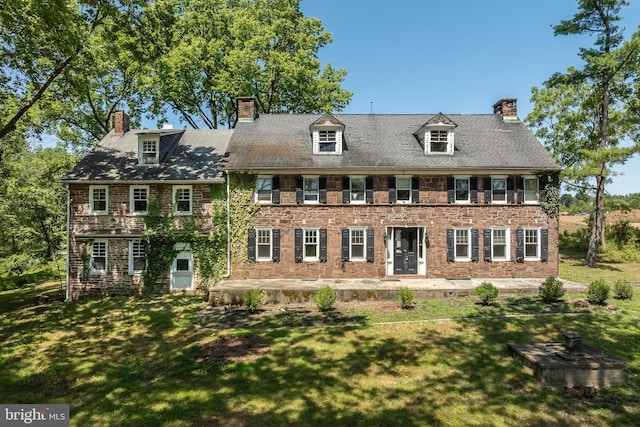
[171,244,193,290]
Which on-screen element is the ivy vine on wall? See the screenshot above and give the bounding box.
[540,172,560,220]
[228,173,260,278]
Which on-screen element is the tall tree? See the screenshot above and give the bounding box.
[145,0,352,129]
[526,0,640,266]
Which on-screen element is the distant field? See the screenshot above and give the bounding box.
[560,209,640,233]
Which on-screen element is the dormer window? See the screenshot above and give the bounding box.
[139,138,159,164]
[310,113,344,155]
[417,113,457,156]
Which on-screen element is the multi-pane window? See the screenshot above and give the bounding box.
[256,177,272,203]
[492,177,507,203]
[350,177,365,203]
[141,140,157,164]
[174,186,192,214]
[492,228,508,260]
[256,229,272,260]
[430,130,448,152]
[91,241,107,273]
[90,186,108,214]
[130,240,146,273]
[130,186,148,214]
[319,130,337,152]
[303,177,319,203]
[455,229,470,260]
[396,177,411,202]
[350,228,366,260]
[304,229,319,260]
[525,229,540,259]
[455,177,469,202]
[524,177,539,203]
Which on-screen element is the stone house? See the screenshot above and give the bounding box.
[226,97,560,281]
[61,114,232,299]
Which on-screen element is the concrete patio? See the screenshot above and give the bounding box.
[208,277,587,305]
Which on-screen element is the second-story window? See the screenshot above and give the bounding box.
[303,177,319,203]
[350,177,365,203]
[256,177,272,203]
[130,185,148,214]
[89,185,108,215]
[455,177,469,203]
[396,177,411,202]
[492,177,507,203]
[173,185,192,215]
[524,177,539,203]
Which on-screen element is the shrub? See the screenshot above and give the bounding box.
[396,287,415,309]
[475,282,499,305]
[315,286,337,311]
[539,276,566,303]
[244,288,264,313]
[613,279,634,300]
[587,278,610,305]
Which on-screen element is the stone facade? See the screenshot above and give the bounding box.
[232,174,559,280]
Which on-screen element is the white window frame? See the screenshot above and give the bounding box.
[312,127,343,155]
[173,185,192,215]
[139,138,159,164]
[129,185,149,215]
[303,176,319,204]
[350,176,366,204]
[523,176,539,204]
[255,228,273,261]
[349,227,367,261]
[454,228,472,262]
[491,176,508,204]
[454,176,470,204]
[491,227,510,261]
[524,228,541,261]
[303,227,320,261]
[91,240,108,274]
[255,176,273,204]
[395,176,412,203]
[425,128,454,155]
[128,240,146,274]
[89,185,108,215]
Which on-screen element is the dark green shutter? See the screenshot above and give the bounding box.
[483,229,491,262]
[295,177,303,204]
[516,229,524,261]
[341,229,349,261]
[507,177,515,204]
[541,229,549,262]
[484,177,492,204]
[319,177,327,204]
[470,177,478,203]
[447,177,455,203]
[319,228,328,262]
[272,229,280,261]
[388,177,397,204]
[272,176,280,204]
[342,177,350,204]
[471,229,479,262]
[446,229,454,262]
[366,176,374,204]
[516,177,524,204]
[294,228,303,262]
[366,228,375,262]
[247,228,256,261]
[411,177,420,203]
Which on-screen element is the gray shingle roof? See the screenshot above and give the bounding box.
[226,114,560,172]
[62,129,232,183]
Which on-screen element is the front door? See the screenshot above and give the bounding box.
[393,227,418,274]
[171,246,193,290]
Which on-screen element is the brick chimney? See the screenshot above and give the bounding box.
[237,96,259,122]
[492,98,518,121]
[114,110,130,134]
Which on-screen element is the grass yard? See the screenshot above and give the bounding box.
[1,280,639,426]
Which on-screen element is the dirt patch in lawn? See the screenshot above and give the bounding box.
[198,335,270,363]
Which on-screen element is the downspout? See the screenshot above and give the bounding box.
[225,170,231,278]
[65,184,71,301]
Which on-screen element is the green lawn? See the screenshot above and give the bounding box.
[1,279,638,426]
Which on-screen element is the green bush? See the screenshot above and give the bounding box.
[539,276,566,303]
[475,282,499,306]
[587,278,610,305]
[396,287,415,309]
[613,279,634,300]
[315,286,337,312]
[244,288,264,313]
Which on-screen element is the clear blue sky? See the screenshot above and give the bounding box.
[300,0,640,195]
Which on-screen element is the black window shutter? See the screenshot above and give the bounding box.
[319,177,327,204]
[366,176,374,204]
[516,229,524,261]
[411,177,420,203]
[247,228,256,261]
[507,176,515,204]
[272,176,280,204]
[366,228,375,262]
[341,229,350,261]
[470,177,478,203]
[541,229,549,262]
[446,229,454,262]
[471,229,479,262]
[295,177,303,204]
[538,176,547,203]
[483,177,492,204]
[319,228,328,262]
[516,177,524,204]
[483,229,491,262]
[342,177,350,204]
[272,229,280,261]
[388,176,397,204]
[447,177,455,204]
[294,228,303,262]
